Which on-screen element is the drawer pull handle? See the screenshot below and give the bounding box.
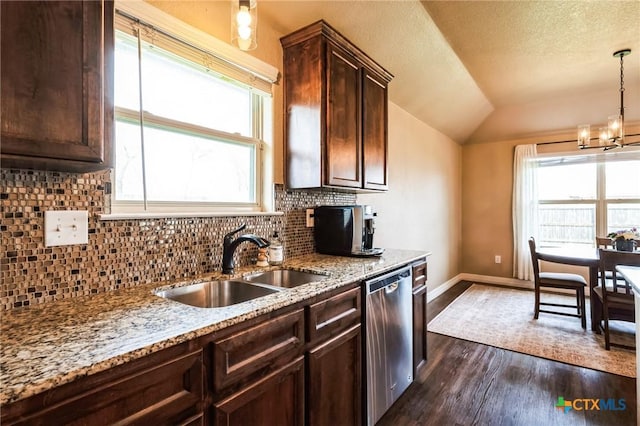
[226,336,300,375]
[316,307,357,330]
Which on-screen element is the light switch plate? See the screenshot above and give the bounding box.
[306,209,314,227]
[44,210,89,247]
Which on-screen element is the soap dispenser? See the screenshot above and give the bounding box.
[268,231,284,266]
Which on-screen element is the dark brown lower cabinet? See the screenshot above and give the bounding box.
[1,342,204,425]
[213,357,305,426]
[412,259,428,376]
[306,285,362,426]
[208,308,305,425]
[307,324,362,426]
[412,284,427,375]
[211,286,362,426]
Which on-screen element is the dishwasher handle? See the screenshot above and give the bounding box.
[384,283,399,294]
[366,267,411,294]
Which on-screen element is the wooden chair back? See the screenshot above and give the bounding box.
[528,237,578,268]
[527,237,578,280]
[598,249,640,296]
[596,249,638,348]
[596,237,614,248]
[528,238,541,286]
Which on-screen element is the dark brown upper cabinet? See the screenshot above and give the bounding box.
[281,20,393,192]
[1,1,114,172]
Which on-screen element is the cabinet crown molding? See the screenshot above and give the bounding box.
[280,19,393,84]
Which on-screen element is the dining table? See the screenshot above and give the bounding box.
[536,246,601,332]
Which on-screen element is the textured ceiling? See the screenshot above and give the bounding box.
[422,1,640,106]
[261,0,640,144]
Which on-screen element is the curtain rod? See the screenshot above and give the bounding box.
[536,133,640,147]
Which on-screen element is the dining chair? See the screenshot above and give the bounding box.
[596,237,627,293]
[596,237,614,248]
[594,249,639,350]
[528,238,587,329]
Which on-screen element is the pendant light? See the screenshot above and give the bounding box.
[578,49,639,150]
[231,0,257,51]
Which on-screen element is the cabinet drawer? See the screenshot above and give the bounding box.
[213,309,305,392]
[307,286,361,345]
[412,260,427,289]
[2,345,203,425]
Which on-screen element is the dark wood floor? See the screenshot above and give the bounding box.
[378,281,637,426]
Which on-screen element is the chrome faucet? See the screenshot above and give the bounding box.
[222,224,270,274]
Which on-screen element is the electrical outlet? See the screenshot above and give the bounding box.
[306,209,314,227]
[495,255,502,264]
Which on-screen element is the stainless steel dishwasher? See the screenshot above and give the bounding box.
[365,265,413,425]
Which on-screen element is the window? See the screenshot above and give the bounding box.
[537,151,640,248]
[112,5,276,214]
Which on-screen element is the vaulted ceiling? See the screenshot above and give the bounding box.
[259,0,640,144]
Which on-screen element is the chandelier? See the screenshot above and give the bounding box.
[577,49,639,150]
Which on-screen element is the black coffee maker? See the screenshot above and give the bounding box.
[313,205,383,256]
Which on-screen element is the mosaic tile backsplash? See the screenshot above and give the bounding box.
[0,169,356,310]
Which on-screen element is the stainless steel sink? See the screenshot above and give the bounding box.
[155,280,280,308]
[243,269,327,288]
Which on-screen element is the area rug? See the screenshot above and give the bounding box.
[427,284,636,378]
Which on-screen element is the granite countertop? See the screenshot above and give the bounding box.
[1,248,429,405]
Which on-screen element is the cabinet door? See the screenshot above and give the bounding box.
[326,43,361,188]
[213,357,305,426]
[412,285,427,375]
[282,35,324,189]
[411,259,428,375]
[307,324,362,426]
[362,69,389,190]
[0,0,113,172]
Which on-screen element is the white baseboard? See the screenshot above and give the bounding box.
[459,273,534,290]
[428,273,585,300]
[427,274,463,302]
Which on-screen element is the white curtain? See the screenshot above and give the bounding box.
[512,144,538,280]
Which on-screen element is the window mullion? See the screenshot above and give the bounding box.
[596,162,606,237]
[252,92,262,140]
[252,93,263,209]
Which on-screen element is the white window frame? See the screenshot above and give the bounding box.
[109,1,278,216]
[536,150,640,247]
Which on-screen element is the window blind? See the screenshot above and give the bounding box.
[114,10,273,96]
